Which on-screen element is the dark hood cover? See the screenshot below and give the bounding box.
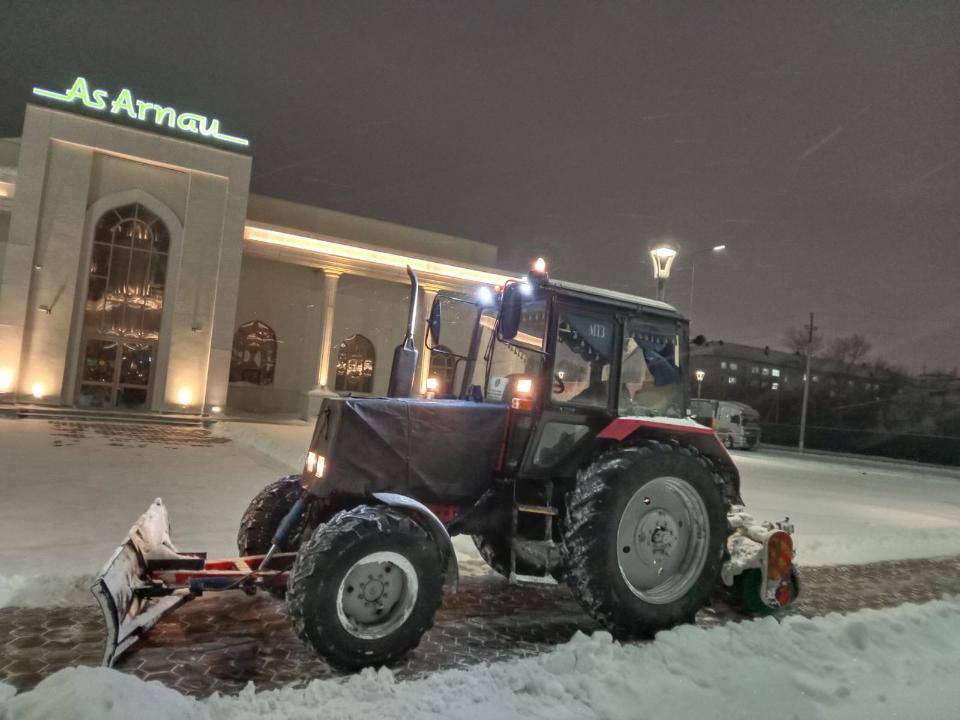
[321,397,509,506]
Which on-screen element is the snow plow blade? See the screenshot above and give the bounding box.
[92,498,204,667]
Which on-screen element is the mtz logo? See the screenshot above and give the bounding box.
[589,323,606,338]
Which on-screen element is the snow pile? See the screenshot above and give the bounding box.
[0,666,195,720]
[0,683,16,703]
[4,597,960,720]
[0,573,95,609]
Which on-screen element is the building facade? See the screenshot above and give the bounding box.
[0,92,511,418]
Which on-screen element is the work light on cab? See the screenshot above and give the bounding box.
[511,376,535,410]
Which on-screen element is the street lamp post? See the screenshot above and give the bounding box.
[695,369,705,399]
[649,245,678,302]
[688,244,726,327]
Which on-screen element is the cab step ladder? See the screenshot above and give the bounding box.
[509,478,561,585]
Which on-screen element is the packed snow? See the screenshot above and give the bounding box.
[3,597,960,719]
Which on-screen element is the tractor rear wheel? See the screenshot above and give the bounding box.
[287,505,444,669]
[562,440,727,638]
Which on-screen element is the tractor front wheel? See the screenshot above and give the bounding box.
[287,505,444,669]
[562,440,727,638]
[237,475,307,556]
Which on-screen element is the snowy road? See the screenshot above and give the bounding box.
[731,448,960,566]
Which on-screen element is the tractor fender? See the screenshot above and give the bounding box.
[597,417,743,504]
[372,492,459,592]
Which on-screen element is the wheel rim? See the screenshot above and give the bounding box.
[336,551,419,639]
[616,476,710,605]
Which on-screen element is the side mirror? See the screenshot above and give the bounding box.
[427,296,442,346]
[500,283,522,340]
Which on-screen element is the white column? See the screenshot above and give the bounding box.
[417,287,438,395]
[317,270,342,389]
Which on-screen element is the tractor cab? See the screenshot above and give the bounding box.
[421,263,690,482]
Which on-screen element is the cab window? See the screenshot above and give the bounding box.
[552,309,614,408]
[619,318,683,417]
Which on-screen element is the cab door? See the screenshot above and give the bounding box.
[521,301,619,479]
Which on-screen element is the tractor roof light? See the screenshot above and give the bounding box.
[475,285,495,306]
[531,257,548,277]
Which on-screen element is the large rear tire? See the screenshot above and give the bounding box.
[236,475,307,556]
[562,440,727,638]
[287,505,444,669]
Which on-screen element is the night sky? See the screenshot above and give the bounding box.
[2,2,958,371]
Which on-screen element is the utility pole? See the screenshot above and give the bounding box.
[798,312,815,452]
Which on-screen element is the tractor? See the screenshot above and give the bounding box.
[94,260,798,669]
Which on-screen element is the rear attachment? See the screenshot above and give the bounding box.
[92,498,295,666]
[721,507,799,613]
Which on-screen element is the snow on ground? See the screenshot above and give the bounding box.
[3,596,960,720]
[730,448,960,566]
[0,418,291,607]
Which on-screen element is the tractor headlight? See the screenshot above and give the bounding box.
[306,452,326,478]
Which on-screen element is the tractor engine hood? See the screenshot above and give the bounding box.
[303,397,509,506]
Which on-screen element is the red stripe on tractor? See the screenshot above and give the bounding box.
[598,418,715,441]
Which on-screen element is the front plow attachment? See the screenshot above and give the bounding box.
[93,498,297,667]
[92,499,203,666]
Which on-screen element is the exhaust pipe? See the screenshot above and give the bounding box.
[387,266,420,398]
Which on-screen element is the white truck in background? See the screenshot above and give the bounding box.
[690,399,762,450]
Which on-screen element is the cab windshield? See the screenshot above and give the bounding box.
[478,299,547,403]
[618,317,685,418]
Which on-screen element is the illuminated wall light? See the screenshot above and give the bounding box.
[244,224,515,287]
[31,382,44,399]
[0,180,15,199]
[210,405,223,413]
[177,388,192,406]
[0,369,13,392]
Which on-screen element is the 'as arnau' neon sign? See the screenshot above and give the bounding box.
[32,77,249,148]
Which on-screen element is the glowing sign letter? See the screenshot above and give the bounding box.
[110,88,137,118]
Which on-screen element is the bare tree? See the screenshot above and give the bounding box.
[784,325,824,357]
[827,334,872,370]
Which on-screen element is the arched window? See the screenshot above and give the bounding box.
[335,334,375,393]
[78,202,171,409]
[230,320,277,385]
[428,346,458,394]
